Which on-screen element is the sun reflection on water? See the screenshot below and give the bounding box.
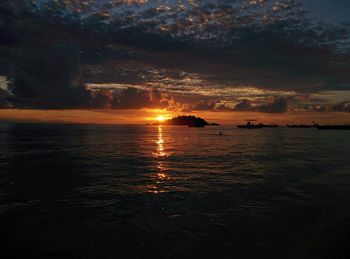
[155,125,166,157]
[148,126,170,194]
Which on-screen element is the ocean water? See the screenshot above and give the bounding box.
[1,123,350,259]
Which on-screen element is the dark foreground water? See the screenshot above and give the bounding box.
[1,123,350,259]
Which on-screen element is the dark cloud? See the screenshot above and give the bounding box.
[91,90,113,109]
[112,87,171,109]
[181,100,228,112]
[215,103,235,112]
[0,88,10,108]
[4,43,173,109]
[333,101,350,112]
[191,100,217,111]
[181,97,289,113]
[257,97,288,113]
[286,98,350,113]
[234,100,252,111]
[7,46,93,109]
[233,97,288,113]
[1,0,350,110]
[308,101,350,113]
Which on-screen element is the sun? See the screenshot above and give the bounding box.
[156,115,166,122]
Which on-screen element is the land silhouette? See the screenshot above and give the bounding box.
[153,116,218,127]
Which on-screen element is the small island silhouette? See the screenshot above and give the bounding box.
[153,116,219,127]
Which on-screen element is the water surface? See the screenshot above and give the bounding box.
[1,124,350,258]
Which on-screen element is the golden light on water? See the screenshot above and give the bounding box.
[147,125,170,194]
[155,125,166,157]
[157,173,167,180]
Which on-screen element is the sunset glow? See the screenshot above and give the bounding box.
[2,109,350,125]
[156,115,166,122]
[2,1,350,258]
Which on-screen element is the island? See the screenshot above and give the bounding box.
[154,115,219,127]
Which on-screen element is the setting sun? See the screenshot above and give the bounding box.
[156,115,166,122]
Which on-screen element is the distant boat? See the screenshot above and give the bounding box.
[287,124,314,128]
[237,121,279,129]
[313,122,350,130]
[237,122,263,129]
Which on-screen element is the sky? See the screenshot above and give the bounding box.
[0,0,350,124]
[302,0,350,23]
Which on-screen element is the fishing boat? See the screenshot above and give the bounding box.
[313,122,350,130]
[237,122,263,129]
[237,118,278,129]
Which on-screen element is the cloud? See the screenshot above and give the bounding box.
[91,90,114,109]
[333,101,350,112]
[7,46,93,109]
[3,43,173,110]
[287,98,350,113]
[191,100,217,111]
[0,88,10,108]
[233,97,288,113]
[234,100,252,111]
[112,87,171,109]
[257,97,288,113]
[180,96,289,113]
[1,0,350,112]
[212,102,234,112]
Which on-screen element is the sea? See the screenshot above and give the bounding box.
[1,123,350,259]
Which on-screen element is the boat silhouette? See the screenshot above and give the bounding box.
[237,122,263,129]
[313,122,350,130]
[237,118,279,129]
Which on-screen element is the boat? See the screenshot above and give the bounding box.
[237,122,263,129]
[237,118,279,129]
[287,124,315,128]
[313,122,350,130]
